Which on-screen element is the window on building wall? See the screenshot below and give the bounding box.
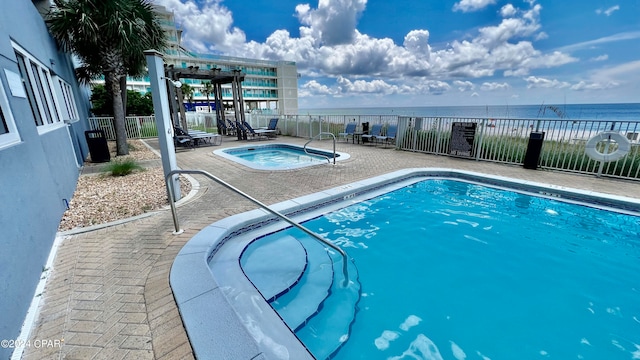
[55,77,79,122]
[13,43,62,132]
[0,79,21,149]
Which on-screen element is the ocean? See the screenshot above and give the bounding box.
[302,103,640,121]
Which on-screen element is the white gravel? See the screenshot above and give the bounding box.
[58,140,190,231]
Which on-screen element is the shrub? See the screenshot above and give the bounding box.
[103,159,143,176]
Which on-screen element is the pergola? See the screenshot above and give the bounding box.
[164,64,247,140]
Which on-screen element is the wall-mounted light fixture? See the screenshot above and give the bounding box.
[161,76,182,88]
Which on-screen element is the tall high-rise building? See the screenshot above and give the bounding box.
[124,5,299,115]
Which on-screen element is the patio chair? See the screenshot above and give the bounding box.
[379,124,397,147]
[260,118,279,130]
[258,118,279,137]
[237,120,275,140]
[217,118,231,136]
[173,126,194,149]
[338,122,357,142]
[361,124,383,145]
[175,126,217,146]
[226,119,238,136]
[188,129,221,146]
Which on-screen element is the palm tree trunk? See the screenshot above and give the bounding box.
[120,76,128,116]
[107,72,129,156]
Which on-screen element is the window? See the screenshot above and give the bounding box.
[13,42,63,132]
[55,77,79,122]
[0,79,21,149]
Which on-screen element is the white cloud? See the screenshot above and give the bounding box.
[596,5,620,16]
[295,0,367,45]
[500,4,517,17]
[403,30,431,56]
[300,80,335,96]
[154,0,246,53]
[480,82,510,91]
[336,76,401,94]
[153,0,582,101]
[453,80,475,92]
[588,59,640,85]
[556,31,640,53]
[571,80,618,90]
[590,54,608,62]
[453,0,496,13]
[524,76,571,89]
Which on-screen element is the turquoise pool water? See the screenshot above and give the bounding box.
[236,148,325,166]
[214,144,348,170]
[270,179,640,359]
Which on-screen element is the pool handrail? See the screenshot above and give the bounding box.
[165,169,350,286]
[304,132,337,164]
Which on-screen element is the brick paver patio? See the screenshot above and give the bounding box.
[22,136,639,359]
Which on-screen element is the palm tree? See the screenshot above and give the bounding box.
[202,81,214,128]
[202,81,214,112]
[46,0,166,156]
[181,83,194,111]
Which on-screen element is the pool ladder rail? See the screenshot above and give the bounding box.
[304,132,337,164]
[165,169,351,286]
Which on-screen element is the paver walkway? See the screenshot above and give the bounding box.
[22,136,639,359]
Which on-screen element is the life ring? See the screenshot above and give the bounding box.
[584,131,631,162]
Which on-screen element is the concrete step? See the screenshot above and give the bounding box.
[295,254,360,360]
[271,236,334,331]
[240,235,307,301]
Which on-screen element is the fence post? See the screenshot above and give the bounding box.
[475,118,486,161]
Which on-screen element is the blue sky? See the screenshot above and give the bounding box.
[153,0,640,108]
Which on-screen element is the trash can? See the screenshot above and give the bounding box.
[85,130,110,163]
[523,131,545,169]
[361,122,370,143]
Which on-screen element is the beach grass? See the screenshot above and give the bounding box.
[102,159,144,176]
[400,129,640,178]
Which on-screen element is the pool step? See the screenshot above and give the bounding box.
[240,235,307,301]
[241,234,361,360]
[270,236,334,331]
[294,256,360,359]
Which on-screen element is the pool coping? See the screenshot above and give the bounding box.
[212,142,351,170]
[169,168,640,359]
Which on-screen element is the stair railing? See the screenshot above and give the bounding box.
[166,169,350,286]
[303,132,337,164]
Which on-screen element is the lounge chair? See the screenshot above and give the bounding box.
[379,124,397,147]
[258,118,279,137]
[175,126,219,146]
[260,118,279,130]
[217,118,231,136]
[226,119,239,136]
[188,129,221,146]
[237,121,275,140]
[173,127,194,149]
[361,124,383,145]
[338,122,357,142]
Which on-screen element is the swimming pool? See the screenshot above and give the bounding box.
[255,179,640,359]
[213,143,350,170]
[170,169,640,359]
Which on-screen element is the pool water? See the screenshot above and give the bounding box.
[235,148,326,167]
[273,179,640,359]
[215,144,348,170]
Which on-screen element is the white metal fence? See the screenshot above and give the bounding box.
[395,116,640,179]
[88,116,158,139]
[89,114,640,180]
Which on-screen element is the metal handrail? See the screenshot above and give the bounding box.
[303,132,337,164]
[165,169,350,286]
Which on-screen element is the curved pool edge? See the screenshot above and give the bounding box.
[169,168,640,359]
[212,142,351,170]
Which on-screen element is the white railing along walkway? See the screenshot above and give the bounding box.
[88,114,640,180]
